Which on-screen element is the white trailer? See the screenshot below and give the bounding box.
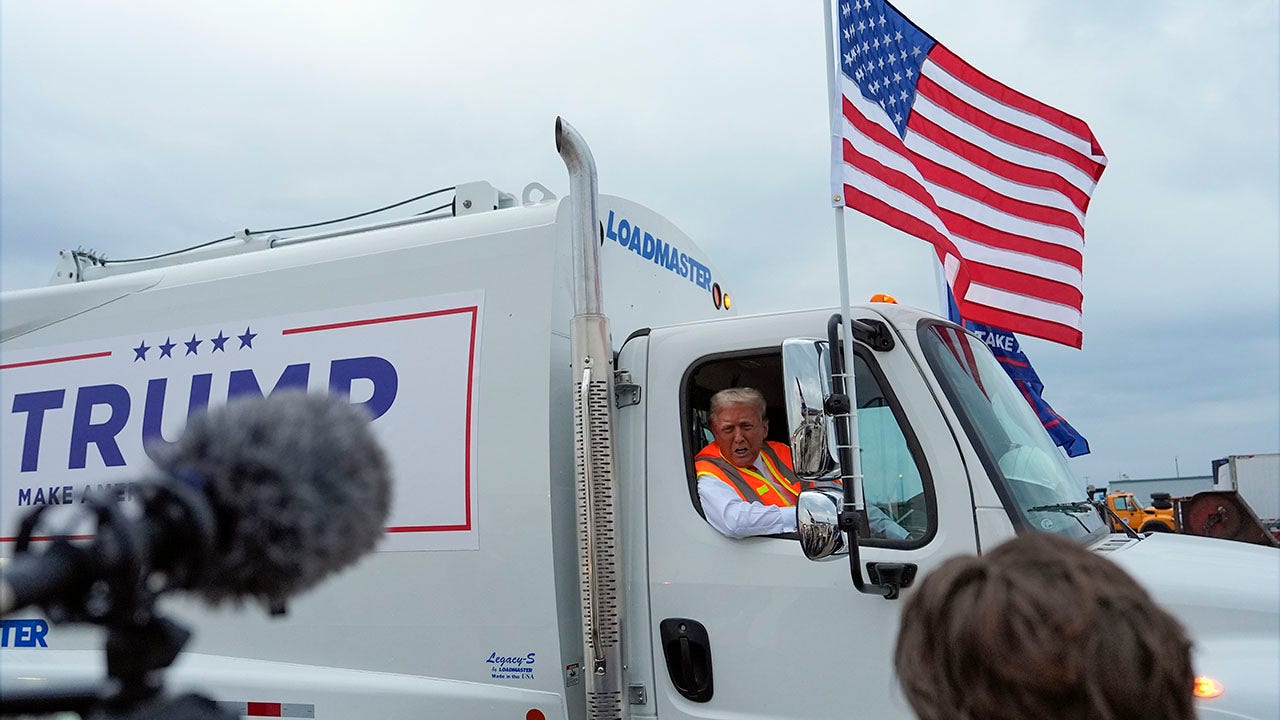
[1213,453,1280,527]
[1,120,1277,720]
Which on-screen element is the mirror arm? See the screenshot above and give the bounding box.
[848,317,896,352]
[826,313,896,600]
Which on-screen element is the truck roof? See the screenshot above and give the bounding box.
[2,184,737,347]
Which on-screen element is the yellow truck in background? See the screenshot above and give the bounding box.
[1089,486,1280,547]
[1088,488,1176,534]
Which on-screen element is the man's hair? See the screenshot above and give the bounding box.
[709,387,767,422]
[894,532,1194,720]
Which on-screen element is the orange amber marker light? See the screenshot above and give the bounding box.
[869,293,898,303]
[1193,676,1224,699]
[723,294,732,310]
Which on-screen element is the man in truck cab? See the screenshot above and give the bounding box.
[695,387,908,540]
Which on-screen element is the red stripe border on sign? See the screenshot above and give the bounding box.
[281,307,475,335]
[0,351,113,371]
[282,305,478,534]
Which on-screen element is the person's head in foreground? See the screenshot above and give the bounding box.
[894,532,1194,720]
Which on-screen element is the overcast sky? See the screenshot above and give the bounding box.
[3,1,1277,488]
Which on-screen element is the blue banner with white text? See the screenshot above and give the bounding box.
[946,291,1090,457]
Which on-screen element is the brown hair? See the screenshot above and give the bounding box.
[894,533,1194,720]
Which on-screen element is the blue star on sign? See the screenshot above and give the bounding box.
[185,334,202,356]
[159,337,176,358]
[237,326,257,349]
[210,331,229,352]
[133,340,151,362]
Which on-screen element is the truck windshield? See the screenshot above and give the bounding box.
[919,323,1107,542]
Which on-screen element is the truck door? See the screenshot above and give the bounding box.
[1111,494,1136,528]
[642,317,979,720]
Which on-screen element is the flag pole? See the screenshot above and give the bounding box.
[823,0,865,514]
[933,256,951,319]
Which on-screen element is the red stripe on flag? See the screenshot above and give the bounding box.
[964,262,1082,308]
[842,140,945,229]
[929,45,1102,154]
[960,301,1082,349]
[916,73,1105,182]
[908,147,1084,234]
[939,211,1083,269]
[842,95,910,154]
[845,92,1087,242]
[842,185,968,286]
[840,100,965,270]
[843,183,952,253]
[909,113,1092,213]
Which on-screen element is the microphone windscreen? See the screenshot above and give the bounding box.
[152,391,392,606]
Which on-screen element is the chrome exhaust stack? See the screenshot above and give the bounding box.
[556,117,624,720]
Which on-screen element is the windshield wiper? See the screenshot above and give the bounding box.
[1026,501,1095,514]
[1026,502,1096,532]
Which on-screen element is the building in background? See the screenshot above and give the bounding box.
[1108,475,1214,507]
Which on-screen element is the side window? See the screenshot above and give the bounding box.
[852,352,931,543]
[681,351,791,534]
[683,352,789,465]
[682,349,934,545]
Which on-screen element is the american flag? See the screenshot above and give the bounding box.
[832,0,1107,348]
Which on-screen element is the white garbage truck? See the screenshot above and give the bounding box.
[1,120,1277,719]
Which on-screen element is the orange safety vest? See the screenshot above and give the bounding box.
[695,441,805,508]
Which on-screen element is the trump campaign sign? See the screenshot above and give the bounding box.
[0,291,483,552]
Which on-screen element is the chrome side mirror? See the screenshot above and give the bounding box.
[796,487,847,560]
[782,338,838,479]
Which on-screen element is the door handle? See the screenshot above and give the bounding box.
[659,618,713,702]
